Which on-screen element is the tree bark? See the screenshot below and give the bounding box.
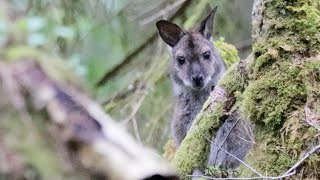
[172,0,320,179]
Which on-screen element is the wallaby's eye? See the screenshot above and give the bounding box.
[203,51,210,60]
[177,56,185,65]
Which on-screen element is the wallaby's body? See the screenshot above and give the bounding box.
[157,7,253,173]
[170,35,227,145]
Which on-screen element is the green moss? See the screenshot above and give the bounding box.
[302,59,320,100]
[218,62,246,94]
[205,165,237,178]
[251,0,320,76]
[242,63,307,129]
[239,109,320,177]
[242,0,320,128]
[214,37,240,68]
[205,166,221,177]
[238,0,320,178]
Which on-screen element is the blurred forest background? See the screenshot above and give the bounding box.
[0,0,253,153]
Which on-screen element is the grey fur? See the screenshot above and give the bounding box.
[156,8,253,176]
[208,111,253,169]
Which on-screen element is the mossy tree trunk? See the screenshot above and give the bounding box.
[172,0,320,179]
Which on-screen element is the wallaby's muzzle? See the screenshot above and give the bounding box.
[191,75,204,89]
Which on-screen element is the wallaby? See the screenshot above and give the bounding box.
[156,7,253,176]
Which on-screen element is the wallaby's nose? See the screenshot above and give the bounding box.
[192,75,204,87]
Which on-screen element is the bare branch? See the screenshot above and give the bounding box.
[204,129,320,180]
[122,94,146,124]
[132,117,142,144]
[219,147,263,177]
[205,137,263,177]
[283,144,320,176]
[213,117,241,164]
[95,35,156,87]
[188,171,296,180]
[235,135,256,144]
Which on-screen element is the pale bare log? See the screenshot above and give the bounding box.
[0,60,178,180]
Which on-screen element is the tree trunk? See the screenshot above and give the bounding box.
[172,0,320,179]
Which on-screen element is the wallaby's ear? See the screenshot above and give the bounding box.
[156,20,185,47]
[194,6,218,39]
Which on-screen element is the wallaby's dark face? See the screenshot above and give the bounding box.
[156,8,219,91]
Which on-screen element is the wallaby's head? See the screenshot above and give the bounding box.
[156,7,224,91]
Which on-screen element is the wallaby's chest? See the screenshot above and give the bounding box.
[176,92,208,117]
[172,89,210,145]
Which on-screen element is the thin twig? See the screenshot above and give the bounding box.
[201,104,320,179]
[132,117,142,144]
[283,144,320,176]
[205,137,263,177]
[243,122,256,144]
[95,34,157,86]
[213,117,241,165]
[101,80,144,105]
[236,134,256,144]
[219,147,264,177]
[277,105,320,175]
[122,94,146,125]
[188,171,296,180]
[146,105,172,143]
[219,117,241,147]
